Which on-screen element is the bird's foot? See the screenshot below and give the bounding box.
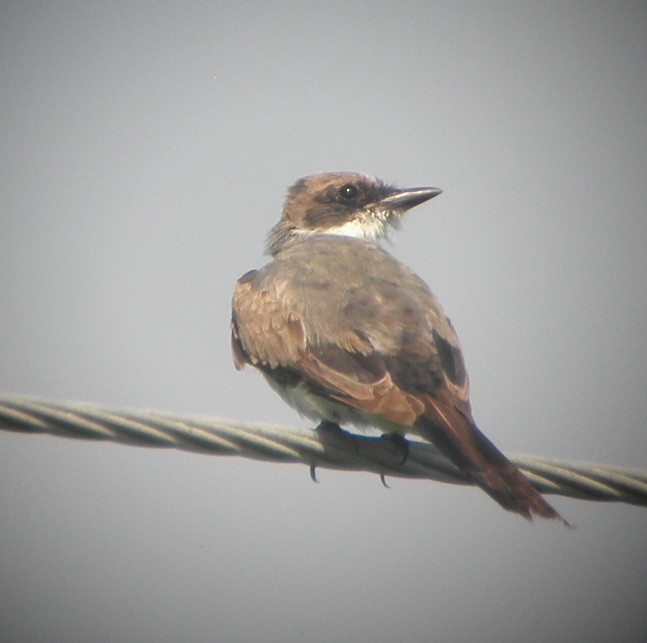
[379,432,410,465]
[378,433,410,488]
[310,421,358,483]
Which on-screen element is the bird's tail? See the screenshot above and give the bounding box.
[418,392,567,523]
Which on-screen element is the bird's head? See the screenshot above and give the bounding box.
[266,172,442,255]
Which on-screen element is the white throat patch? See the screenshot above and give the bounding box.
[307,208,402,242]
[323,217,388,241]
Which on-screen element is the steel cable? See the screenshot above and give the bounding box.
[1,393,645,506]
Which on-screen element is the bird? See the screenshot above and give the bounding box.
[231,171,566,522]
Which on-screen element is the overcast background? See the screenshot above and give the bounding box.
[1,2,646,642]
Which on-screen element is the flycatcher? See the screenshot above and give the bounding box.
[231,172,564,521]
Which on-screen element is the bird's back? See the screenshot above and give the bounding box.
[235,234,469,401]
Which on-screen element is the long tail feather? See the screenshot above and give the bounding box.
[419,393,567,523]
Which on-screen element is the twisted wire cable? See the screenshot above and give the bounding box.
[1,393,646,506]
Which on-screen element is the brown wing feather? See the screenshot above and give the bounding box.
[300,349,426,425]
[233,290,417,424]
[232,271,425,424]
[232,273,307,369]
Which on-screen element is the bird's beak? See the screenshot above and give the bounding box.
[379,186,443,212]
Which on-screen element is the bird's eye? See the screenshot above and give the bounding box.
[338,184,359,201]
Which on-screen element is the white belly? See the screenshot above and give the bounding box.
[264,374,408,436]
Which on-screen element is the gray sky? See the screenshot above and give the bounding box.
[1,2,646,642]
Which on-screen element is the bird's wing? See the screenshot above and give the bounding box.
[231,270,427,425]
